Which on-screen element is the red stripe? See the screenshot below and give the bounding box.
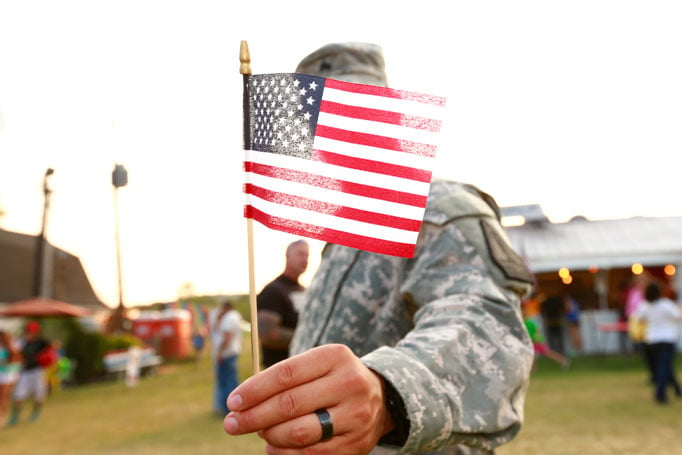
[324,78,447,107]
[310,149,431,183]
[244,161,428,207]
[320,100,442,132]
[244,205,416,258]
[245,183,422,231]
[315,125,437,158]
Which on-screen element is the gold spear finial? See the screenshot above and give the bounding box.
[240,40,251,75]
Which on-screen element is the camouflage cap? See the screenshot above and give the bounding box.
[295,42,388,87]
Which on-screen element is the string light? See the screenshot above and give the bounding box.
[664,264,676,276]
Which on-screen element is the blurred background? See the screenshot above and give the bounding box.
[1,2,681,454]
[1,1,680,309]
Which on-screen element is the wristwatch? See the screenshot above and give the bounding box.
[378,378,410,446]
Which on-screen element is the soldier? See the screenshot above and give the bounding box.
[224,42,535,455]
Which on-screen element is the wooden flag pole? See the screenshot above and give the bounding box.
[240,40,260,375]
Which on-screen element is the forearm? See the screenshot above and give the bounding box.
[261,326,295,350]
[257,310,293,349]
[362,293,533,453]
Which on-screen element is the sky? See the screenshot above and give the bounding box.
[1,1,681,308]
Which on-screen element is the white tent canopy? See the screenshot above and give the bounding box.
[503,210,682,353]
[505,212,682,281]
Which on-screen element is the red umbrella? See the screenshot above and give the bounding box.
[0,297,91,317]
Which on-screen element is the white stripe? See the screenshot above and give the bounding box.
[323,87,446,121]
[318,112,441,146]
[247,150,432,197]
[247,194,422,245]
[312,137,436,171]
[246,171,425,220]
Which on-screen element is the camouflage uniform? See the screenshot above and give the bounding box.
[290,179,534,454]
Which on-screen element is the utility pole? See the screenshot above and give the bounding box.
[108,164,128,333]
[33,168,54,297]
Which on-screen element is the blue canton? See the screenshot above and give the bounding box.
[248,73,326,159]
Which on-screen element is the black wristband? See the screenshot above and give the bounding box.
[378,378,410,447]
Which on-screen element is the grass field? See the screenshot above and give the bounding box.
[2,346,681,455]
[500,355,682,454]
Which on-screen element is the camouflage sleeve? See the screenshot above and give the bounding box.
[362,189,534,453]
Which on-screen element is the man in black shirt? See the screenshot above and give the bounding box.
[257,239,309,368]
[6,321,53,426]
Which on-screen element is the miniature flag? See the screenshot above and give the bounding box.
[243,73,446,257]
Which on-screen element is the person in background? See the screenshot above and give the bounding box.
[6,321,55,426]
[45,339,68,395]
[625,273,656,383]
[632,281,682,404]
[524,315,570,371]
[257,239,309,368]
[209,305,226,415]
[0,330,22,424]
[625,273,650,320]
[223,42,535,454]
[541,293,567,355]
[522,291,545,335]
[212,300,243,416]
[564,293,583,354]
[191,325,207,365]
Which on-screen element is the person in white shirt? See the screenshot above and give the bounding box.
[632,281,682,403]
[212,300,243,415]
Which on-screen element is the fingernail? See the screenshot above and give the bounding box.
[224,415,239,434]
[227,393,243,410]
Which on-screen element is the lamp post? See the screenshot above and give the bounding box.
[109,164,128,333]
[33,168,54,297]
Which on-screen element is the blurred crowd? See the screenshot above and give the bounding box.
[0,321,69,427]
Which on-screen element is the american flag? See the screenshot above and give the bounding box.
[243,73,446,258]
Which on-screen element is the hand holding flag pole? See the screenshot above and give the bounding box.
[240,40,261,375]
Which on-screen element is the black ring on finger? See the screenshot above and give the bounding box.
[314,408,334,441]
